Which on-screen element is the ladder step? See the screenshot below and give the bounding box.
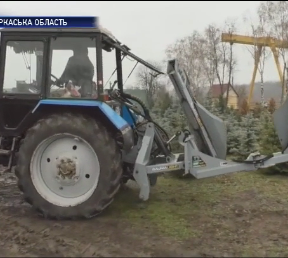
[0,149,11,155]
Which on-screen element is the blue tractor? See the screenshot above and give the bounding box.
[1,27,288,220]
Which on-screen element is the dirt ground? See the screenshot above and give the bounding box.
[1,168,288,257]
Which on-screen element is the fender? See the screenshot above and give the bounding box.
[32,99,134,152]
[122,105,137,127]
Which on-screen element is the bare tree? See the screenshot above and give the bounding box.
[165,30,209,98]
[136,62,164,108]
[204,20,237,107]
[260,1,288,50]
[223,19,238,106]
[165,20,237,107]
[204,24,224,88]
[244,8,271,107]
[259,1,288,102]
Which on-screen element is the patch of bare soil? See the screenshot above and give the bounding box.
[0,172,198,257]
[1,170,288,257]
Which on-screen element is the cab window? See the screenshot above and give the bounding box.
[49,37,97,99]
[3,40,44,94]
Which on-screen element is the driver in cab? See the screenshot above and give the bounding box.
[56,45,94,97]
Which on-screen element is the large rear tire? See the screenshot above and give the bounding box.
[15,113,122,219]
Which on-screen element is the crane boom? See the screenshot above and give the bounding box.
[222,33,288,48]
[221,33,288,108]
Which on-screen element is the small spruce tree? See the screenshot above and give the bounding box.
[234,113,259,159]
[239,99,249,115]
[258,110,288,174]
[253,102,264,118]
[267,98,277,114]
[226,112,242,156]
[203,94,214,112]
[259,110,281,154]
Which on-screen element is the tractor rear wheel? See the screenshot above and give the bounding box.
[15,113,122,219]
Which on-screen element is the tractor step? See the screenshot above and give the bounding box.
[0,149,11,155]
[0,136,17,172]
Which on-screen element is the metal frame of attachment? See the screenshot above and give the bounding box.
[131,58,288,201]
[132,122,288,201]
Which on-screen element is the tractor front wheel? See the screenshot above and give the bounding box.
[15,113,122,219]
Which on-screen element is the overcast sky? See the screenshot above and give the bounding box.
[0,1,283,90]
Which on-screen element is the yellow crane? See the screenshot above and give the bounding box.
[221,33,288,108]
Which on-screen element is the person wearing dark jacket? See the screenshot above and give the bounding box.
[58,45,94,97]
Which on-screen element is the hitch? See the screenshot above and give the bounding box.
[233,152,274,165]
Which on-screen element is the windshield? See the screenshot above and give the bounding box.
[3,41,44,94]
[102,48,139,90]
[102,45,163,90]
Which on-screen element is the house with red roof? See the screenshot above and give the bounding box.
[209,83,239,109]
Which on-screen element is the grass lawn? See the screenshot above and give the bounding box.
[109,170,288,257]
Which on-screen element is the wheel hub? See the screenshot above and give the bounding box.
[56,155,79,185]
[30,133,100,207]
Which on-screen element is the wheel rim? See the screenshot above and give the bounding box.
[30,133,100,207]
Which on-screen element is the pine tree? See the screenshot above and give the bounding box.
[218,95,226,113]
[209,99,222,117]
[267,98,276,114]
[151,105,162,122]
[239,99,249,115]
[253,102,264,118]
[258,110,287,174]
[226,112,242,156]
[234,113,259,159]
[259,110,281,154]
[203,94,214,112]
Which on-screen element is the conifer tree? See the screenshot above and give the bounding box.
[226,112,242,156]
[232,113,258,159]
[259,110,281,154]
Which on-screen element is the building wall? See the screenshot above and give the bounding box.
[223,88,238,109]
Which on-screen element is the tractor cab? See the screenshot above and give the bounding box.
[0,27,162,97]
[0,27,162,133]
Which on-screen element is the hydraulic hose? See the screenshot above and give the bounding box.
[118,92,171,155]
[121,93,170,140]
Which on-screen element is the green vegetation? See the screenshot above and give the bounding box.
[109,169,288,257]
